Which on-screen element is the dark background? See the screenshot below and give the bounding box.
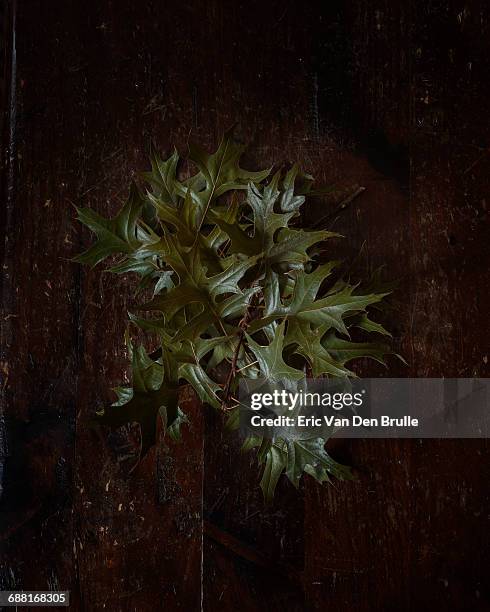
[1,1,489,610]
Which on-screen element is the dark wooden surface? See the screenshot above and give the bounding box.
[1,1,489,610]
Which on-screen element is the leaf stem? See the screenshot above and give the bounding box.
[221,293,256,410]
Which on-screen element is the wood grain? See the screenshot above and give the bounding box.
[1,1,489,610]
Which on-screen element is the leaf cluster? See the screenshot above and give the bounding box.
[75,130,394,501]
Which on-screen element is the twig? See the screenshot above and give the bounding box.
[220,293,257,411]
[236,360,258,373]
[221,315,249,410]
[311,186,365,229]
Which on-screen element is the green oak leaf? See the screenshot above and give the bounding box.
[284,437,355,488]
[246,321,304,382]
[247,177,294,251]
[74,183,143,267]
[179,361,221,409]
[141,234,260,333]
[268,228,340,267]
[96,342,179,455]
[141,148,181,206]
[176,336,231,409]
[250,263,386,336]
[321,332,392,366]
[260,443,287,503]
[280,165,307,213]
[286,320,354,377]
[187,129,270,228]
[172,287,258,345]
[347,312,392,337]
[258,436,355,503]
